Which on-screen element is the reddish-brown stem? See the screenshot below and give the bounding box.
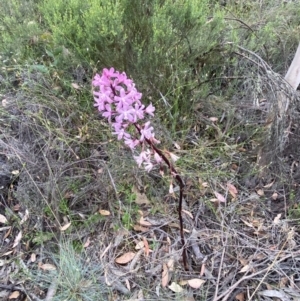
[134,124,188,270]
[108,83,188,269]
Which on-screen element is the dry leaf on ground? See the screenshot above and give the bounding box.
[200,264,205,276]
[99,209,111,216]
[132,186,150,205]
[173,141,181,149]
[235,292,245,301]
[239,264,251,273]
[40,263,56,271]
[187,278,206,289]
[227,182,238,198]
[30,253,36,262]
[20,209,29,224]
[139,216,152,227]
[256,189,264,196]
[0,214,7,224]
[115,252,136,264]
[273,213,281,225]
[182,209,194,219]
[209,116,218,122]
[258,289,291,301]
[168,282,183,293]
[8,291,20,299]
[71,83,81,90]
[279,277,289,288]
[135,241,144,250]
[162,263,169,287]
[83,237,91,248]
[142,237,150,256]
[125,279,130,291]
[263,181,274,188]
[60,222,71,231]
[2,99,8,107]
[214,191,226,203]
[3,227,12,239]
[179,280,188,285]
[133,225,149,232]
[238,257,248,266]
[167,258,174,271]
[12,231,22,248]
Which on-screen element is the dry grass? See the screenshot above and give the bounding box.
[1,50,300,301]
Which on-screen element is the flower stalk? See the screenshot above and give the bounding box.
[92,68,188,269]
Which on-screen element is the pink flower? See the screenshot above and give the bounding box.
[92,68,188,269]
[132,103,145,121]
[144,161,153,172]
[145,103,155,116]
[102,67,118,78]
[113,127,130,140]
[154,152,162,164]
[92,73,110,87]
[102,104,114,122]
[114,88,132,110]
[93,90,111,111]
[115,107,136,123]
[93,68,161,172]
[140,121,154,141]
[134,150,150,167]
[124,137,140,149]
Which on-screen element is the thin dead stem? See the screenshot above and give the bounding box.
[215,250,300,301]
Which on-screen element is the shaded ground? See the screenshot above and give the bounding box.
[0,57,300,301]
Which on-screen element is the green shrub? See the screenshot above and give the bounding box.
[39,0,125,68]
[0,0,42,58]
[224,0,300,72]
[38,0,226,131]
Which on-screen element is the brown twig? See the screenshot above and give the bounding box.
[213,235,227,301]
[215,250,300,301]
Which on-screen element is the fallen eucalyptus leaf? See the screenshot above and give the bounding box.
[214,191,226,203]
[40,263,56,271]
[139,216,152,227]
[239,264,251,273]
[115,252,136,264]
[12,231,22,248]
[162,263,169,288]
[132,186,150,205]
[0,214,7,224]
[168,282,183,293]
[258,289,291,301]
[135,241,144,250]
[9,291,20,299]
[187,278,206,289]
[99,209,111,216]
[60,222,71,231]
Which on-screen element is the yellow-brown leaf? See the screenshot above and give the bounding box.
[115,252,136,264]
